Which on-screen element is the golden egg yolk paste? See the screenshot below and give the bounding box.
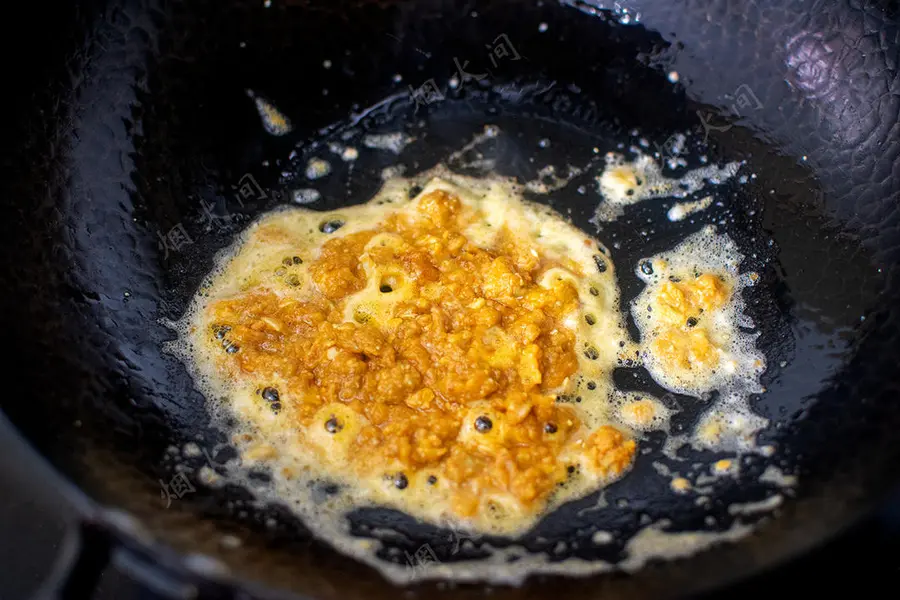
[202,189,636,525]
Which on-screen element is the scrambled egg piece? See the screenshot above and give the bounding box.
[655,274,729,325]
[619,398,659,429]
[649,274,730,375]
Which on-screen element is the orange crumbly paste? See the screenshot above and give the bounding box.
[205,190,635,520]
[650,273,730,372]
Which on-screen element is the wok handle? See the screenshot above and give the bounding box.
[34,522,111,600]
[34,520,230,600]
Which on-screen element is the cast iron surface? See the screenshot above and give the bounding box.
[1,0,899,598]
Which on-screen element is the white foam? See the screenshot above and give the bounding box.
[363,132,413,154]
[593,151,740,222]
[292,188,321,204]
[524,164,584,194]
[305,158,332,180]
[667,195,713,222]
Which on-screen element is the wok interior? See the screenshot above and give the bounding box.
[2,0,899,598]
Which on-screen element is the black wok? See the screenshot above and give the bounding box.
[2,0,900,598]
